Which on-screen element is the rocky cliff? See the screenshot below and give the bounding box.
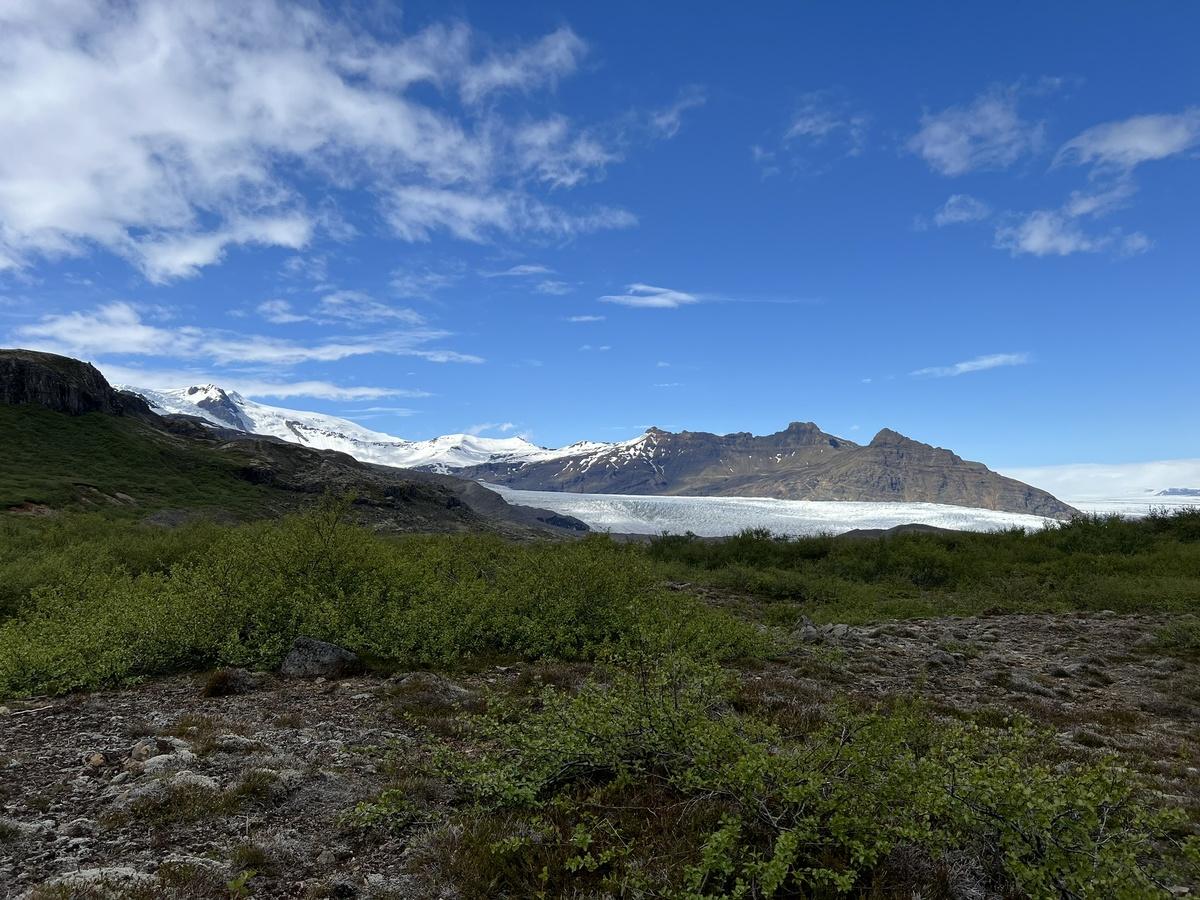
[0,349,153,418]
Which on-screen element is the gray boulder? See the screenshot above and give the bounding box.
[279,637,363,679]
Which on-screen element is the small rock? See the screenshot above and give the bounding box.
[212,734,264,754]
[142,749,198,775]
[926,650,957,668]
[279,637,363,679]
[316,849,336,868]
[36,867,158,897]
[390,671,470,701]
[172,772,219,792]
[830,623,850,639]
[60,817,96,837]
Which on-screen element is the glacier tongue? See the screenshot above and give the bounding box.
[485,484,1058,536]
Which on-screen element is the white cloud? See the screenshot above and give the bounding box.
[1055,109,1200,172]
[0,4,624,279]
[466,421,517,436]
[932,194,991,227]
[599,283,698,309]
[458,27,585,104]
[755,90,867,177]
[911,352,1030,378]
[100,361,424,401]
[137,215,313,283]
[995,109,1200,260]
[257,299,308,324]
[908,86,1043,176]
[14,301,480,366]
[994,211,1106,257]
[566,314,604,322]
[389,266,461,299]
[317,290,423,324]
[649,86,706,138]
[784,91,869,155]
[535,279,572,295]
[512,116,616,188]
[994,207,1149,258]
[578,344,611,352]
[485,264,555,277]
[1000,458,1200,501]
[384,186,635,243]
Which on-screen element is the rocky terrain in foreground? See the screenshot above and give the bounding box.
[3,613,1195,899]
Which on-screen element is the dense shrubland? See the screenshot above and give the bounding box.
[0,499,761,697]
[646,508,1200,622]
[2,504,1199,696]
[4,503,1200,894]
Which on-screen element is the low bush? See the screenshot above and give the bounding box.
[430,656,1199,898]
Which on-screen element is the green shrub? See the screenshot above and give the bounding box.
[434,657,1197,898]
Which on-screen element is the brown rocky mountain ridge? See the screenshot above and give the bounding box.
[457,421,1080,519]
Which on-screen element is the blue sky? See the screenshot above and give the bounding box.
[1,1,1197,467]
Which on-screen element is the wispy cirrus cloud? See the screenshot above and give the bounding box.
[1054,109,1200,173]
[649,86,707,138]
[566,315,604,323]
[911,352,1030,378]
[753,89,868,177]
[599,283,698,309]
[484,264,555,278]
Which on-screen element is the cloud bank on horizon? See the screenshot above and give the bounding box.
[0,1,1195,466]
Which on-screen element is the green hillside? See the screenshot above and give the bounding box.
[0,404,276,517]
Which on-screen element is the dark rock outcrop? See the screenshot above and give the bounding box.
[279,637,363,679]
[0,349,153,418]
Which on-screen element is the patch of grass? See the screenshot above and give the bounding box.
[110,782,227,828]
[154,860,229,898]
[230,842,274,874]
[163,715,250,757]
[1153,616,1200,658]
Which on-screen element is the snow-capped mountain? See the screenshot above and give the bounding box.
[122,383,1078,518]
[124,384,612,473]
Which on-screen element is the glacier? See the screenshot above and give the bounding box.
[485,485,1059,536]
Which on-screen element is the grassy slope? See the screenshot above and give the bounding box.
[0,404,276,516]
